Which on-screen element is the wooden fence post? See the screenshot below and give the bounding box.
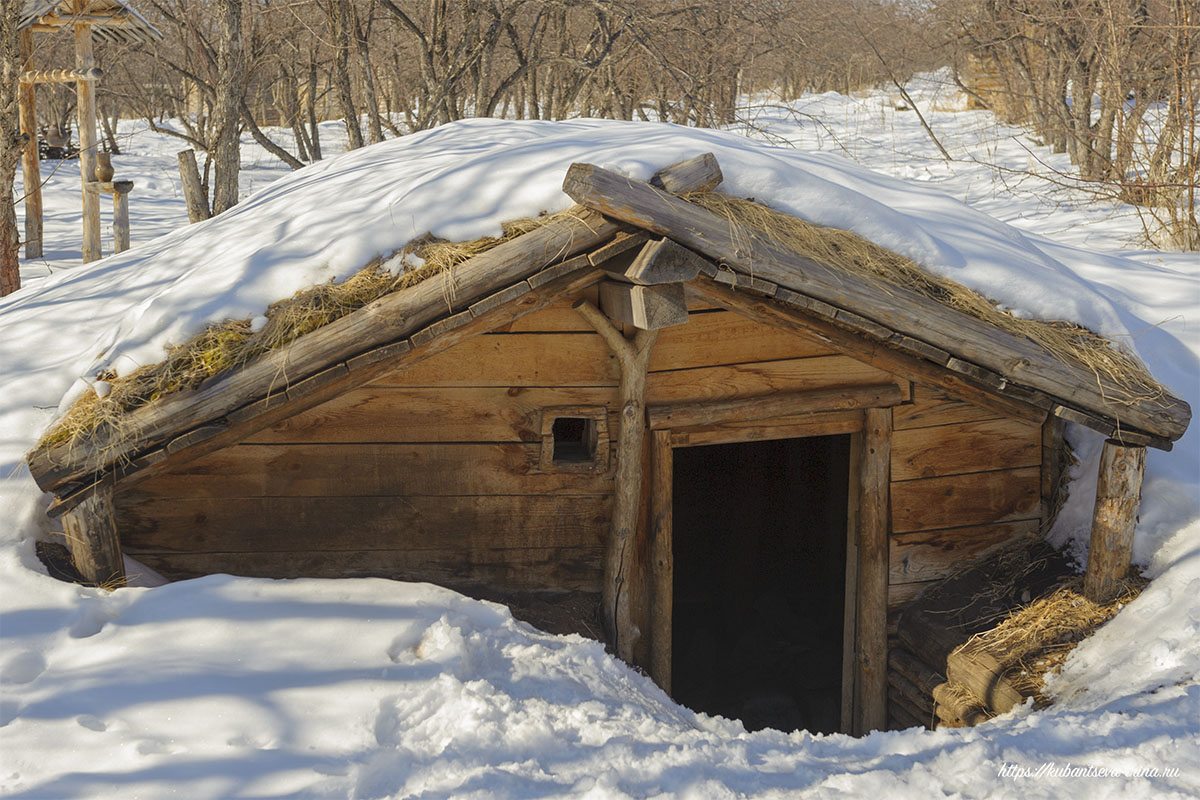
[1083,439,1145,603]
[75,20,101,262]
[112,180,133,252]
[19,29,42,259]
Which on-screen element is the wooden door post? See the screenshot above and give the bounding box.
[575,298,657,661]
[649,429,673,692]
[75,19,101,262]
[19,29,42,259]
[61,480,125,588]
[1083,439,1146,602]
[855,407,891,735]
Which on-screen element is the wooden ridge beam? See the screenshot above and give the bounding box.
[562,161,1190,441]
[648,383,903,430]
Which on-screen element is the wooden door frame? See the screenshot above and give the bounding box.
[646,408,892,735]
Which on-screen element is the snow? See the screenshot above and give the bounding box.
[2,80,1198,798]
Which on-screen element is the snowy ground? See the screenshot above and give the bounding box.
[1,80,1198,799]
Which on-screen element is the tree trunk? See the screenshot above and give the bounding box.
[211,0,245,215]
[331,0,363,150]
[0,0,21,295]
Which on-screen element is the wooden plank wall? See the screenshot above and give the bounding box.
[888,384,1043,612]
[116,293,1039,609]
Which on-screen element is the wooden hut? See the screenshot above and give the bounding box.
[27,155,1190,736]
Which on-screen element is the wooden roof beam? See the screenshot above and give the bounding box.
[562,159,1190,442]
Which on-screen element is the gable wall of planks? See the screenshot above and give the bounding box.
[114,290,1044,610]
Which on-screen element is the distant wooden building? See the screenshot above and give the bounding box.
[28,155,1189,736]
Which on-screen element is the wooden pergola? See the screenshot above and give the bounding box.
[18,0,161,261]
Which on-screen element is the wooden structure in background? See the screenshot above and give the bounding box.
[17,0,161,260]
[27,154,1187,735]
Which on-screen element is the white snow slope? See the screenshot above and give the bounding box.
[1,99,1198,798]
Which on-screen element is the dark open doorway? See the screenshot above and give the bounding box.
[671,434,851,733]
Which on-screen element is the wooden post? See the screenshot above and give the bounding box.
[112,180,133,252]
[75,18,102,262]
[60,480,125,588]
[1083,440,1146,602]
[575,298,657,661]
[855,407,891,735]
[177,149,211,223]
[649,429,673,692]
[841,431,862,733]
[19,29,43,259]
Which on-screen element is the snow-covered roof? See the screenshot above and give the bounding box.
[16,120,1191,503]
[21,0,162,46]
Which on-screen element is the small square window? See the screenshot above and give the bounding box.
[552,417,596,463]
[540,406,610,472]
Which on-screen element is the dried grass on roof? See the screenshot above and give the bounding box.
[37,212,566,451]
[685,191,1168,407]
[967,576,1145,705]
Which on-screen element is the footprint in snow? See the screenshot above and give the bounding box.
[1,652,46,684]
[76,714,107,732]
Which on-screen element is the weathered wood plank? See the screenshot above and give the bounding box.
[649,384,902,431]
[123,442,614,500]
[647,355,900,405]
[1083,440,1146,602]
[118,494,610,554]
[891,417,1042,481]
[669,410,863,448]
[245,386,618,444]
[855,407,891,735]
[562,162,1189,441]
[687,280,1048,426]
[891,467,1041,534]
[130,546,603,593]
[372,332,619,387]
[890,520,1039,584]
[650,310,834,370]
[892,384,1001,431]
[887,580,935,613]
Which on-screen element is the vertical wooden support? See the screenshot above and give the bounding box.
[1040,415,1065,527]
[60,480,125,588]
[840,431,863,734]
[18,29,42,259]
[112,183,132,252]
[574,299,658,661]
[855,407,891,735]
[649,429,673,693]
[75,19,101,262]
[1083,440,1146,603]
